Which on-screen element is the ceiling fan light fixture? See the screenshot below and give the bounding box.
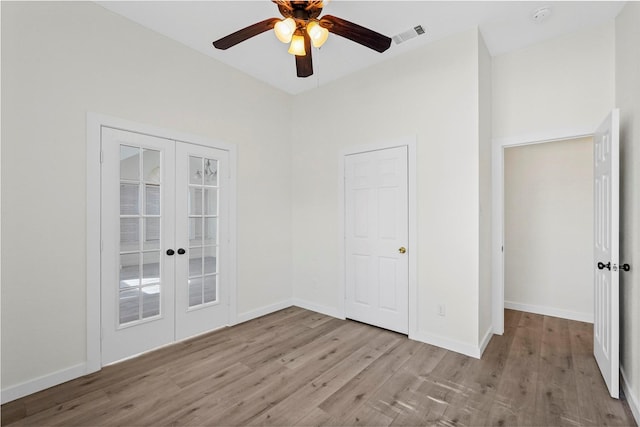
[288,33,306,56]
[307,21,329,48]
[274,17,296,43]
[212,1,393,77]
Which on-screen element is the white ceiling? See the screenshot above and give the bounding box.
[97,1,625,94]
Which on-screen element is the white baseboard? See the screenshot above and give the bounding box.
[621,367,640,425]
[504,301,593,323]
[292,298,345,319]
[1,363,87,404]
[479,326,494,357]
[235,299,294,324]
[410,330,482,359]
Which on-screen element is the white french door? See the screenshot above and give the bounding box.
[344,146,409,334]
[175,142,229,340]
[593,109,620,399]
[101,127,229,365]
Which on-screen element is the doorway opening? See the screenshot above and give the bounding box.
[503,136,594,323]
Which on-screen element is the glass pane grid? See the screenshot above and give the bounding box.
[186,156,220,309]
[118,145,162,326]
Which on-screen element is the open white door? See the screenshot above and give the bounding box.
[593,109,620,399]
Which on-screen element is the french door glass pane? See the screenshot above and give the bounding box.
[189,277,203,306]
[119,289,140,324]
[119,253,140,288]
[120,218,140,252]
[187,155,219,308]
[144,218,160,251]
[142,251,160,283]
[204,159,218,186]
[119,144,162,325]
[189,188,203,215]
[120,146,140,181]
[204,246,217,275]
[204,218,217,245]
[204,275,216,303]
[189,218,202,246]
[189,277,202,307]
[189,247,203,277]
[189,156,203,185]
[120,183,140,215]
[142,285,160,319]
[204,188,217,215]
[145,185,160,215]
[143,149,161,184]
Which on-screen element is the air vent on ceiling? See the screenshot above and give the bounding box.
[392,25,426,45]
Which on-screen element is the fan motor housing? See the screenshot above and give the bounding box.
[275,0,323,21]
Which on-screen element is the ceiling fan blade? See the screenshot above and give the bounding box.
[320,15,391,53]
[213,18,280,50]
[295,33,313,78]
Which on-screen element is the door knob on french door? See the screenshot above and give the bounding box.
[597,262,611,270]
[398,247,407,254]
[166,249,175,256]
[177,248,186,255]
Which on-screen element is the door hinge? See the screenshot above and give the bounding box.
[100,150,104,164]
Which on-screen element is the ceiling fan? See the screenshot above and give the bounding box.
[212,0,392,78]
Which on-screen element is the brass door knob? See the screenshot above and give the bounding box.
[399,247,407,254]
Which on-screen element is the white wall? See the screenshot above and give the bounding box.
[493,22,615,140]
[1,1,293,391]
[291,28,488,355]
[616,2,640,422]
[504,137,594,321]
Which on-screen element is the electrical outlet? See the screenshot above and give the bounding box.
[437,304,446,317]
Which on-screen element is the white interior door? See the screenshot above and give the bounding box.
[175,142,229,340]
[593,109,620,399]
[101,128,229,365]
[101,127,176,365]
[345,146,409,334]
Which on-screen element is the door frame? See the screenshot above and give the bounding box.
[491,128,592,335]
[338,136,417,337]
[86,112,237,373]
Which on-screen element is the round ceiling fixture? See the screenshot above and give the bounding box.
[532,6,552,23]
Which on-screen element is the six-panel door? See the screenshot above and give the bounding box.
[344,146,409,334]
[593,109,620,399]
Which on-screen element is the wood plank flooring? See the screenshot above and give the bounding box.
[2,308,637,426]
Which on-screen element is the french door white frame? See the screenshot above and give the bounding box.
[338,136,418,338]
[86,112,237,374]
[491,128,593,335]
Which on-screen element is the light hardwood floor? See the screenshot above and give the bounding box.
[2,308,637,426]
